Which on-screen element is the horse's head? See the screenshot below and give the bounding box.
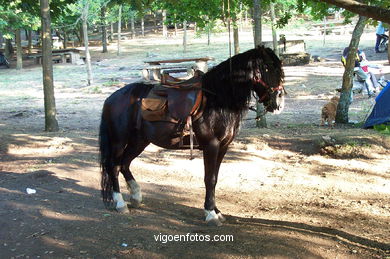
[251,47,285,114]
[252,72,286,114]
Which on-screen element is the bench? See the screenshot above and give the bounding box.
[27,48,82,65]
[142,57,214,81]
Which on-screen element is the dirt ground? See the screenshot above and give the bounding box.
[1,29,390,259]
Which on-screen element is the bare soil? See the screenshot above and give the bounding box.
[0,30,390,259]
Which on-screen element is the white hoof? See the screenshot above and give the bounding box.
[116,205,129,214]
[127,180,142,207]
[217,212,226,222]
[113,192,128,213]
[205,210,223,226]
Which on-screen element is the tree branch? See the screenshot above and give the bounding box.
[317,0,390,24]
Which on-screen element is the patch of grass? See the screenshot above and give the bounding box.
[84,85,102,94]
[319,139,372,159]
[374,124,390,135]
[102,80,121,87]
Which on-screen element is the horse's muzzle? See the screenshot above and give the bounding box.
[266,90,285,114]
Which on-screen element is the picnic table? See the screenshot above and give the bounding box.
[27,48,83,65]
[142,57,214,81]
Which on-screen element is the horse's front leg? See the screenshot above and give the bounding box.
[203,141,228,226]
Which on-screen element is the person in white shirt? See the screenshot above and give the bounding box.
[375,22,387,53]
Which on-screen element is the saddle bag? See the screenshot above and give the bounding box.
[141,97,167,121]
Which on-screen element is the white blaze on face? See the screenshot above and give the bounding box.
[272,90,285,114]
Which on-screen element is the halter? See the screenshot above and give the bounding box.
[253,75,283,102]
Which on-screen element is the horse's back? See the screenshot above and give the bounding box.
[104,82,152,106]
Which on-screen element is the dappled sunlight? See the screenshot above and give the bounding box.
[0,187,24,195]
[294,95,324,100]
[41,236,73,251]
[7,135,74,157]
[40,208,99,222]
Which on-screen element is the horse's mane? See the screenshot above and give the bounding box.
[202,46,284,114]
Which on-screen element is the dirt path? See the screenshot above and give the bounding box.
[1,32,390,258]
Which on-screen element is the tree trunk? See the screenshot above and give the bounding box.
[183,20,187,52]
[270,2,278,56]
[335,15,367,124]
[130,15,135,39]
[15,29,23,70]
[323,17,327,46]
[40,0,59,132]
[74,29,81,44]
[162,10,167,38]
[233,19,239,55]
[153,12,158,33]
[110,22,114,42]
[253,0,266,128]
[141,17,145,37]
[207,25,211,45]
[5,39,13,59]
[101,6,108,53]
[63,30,68,49]
[239,2,244,32]
[253,0,262,46]
[82,1,93,86]
[117,5,122,56]
[27,30,33,54]
[79,23,84,46]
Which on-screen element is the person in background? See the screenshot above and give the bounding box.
[0,51,10,68]
[375,21,386,53]
[341,47,380,97]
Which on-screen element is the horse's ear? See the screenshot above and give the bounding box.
[255,44,265,51]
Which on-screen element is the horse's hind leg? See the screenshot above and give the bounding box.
[120,140,149,208]
[104,161,129,213]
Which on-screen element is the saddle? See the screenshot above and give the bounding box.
[140,71,204,159]
[141,71,204,123]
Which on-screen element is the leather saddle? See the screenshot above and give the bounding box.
[140,71,204,159]
[141,70,204,122]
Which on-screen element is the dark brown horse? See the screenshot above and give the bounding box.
[99,46,285,226]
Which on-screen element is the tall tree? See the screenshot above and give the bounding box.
[183,20,187,52]
[270,2,278,56]
[81,0,93,85]
[15,29,22,70]
[101,5,108,52]
[117,4,122,56]
[162,9,167,38]
[40,0,59,131]
[336,16,368,123]
[253,0,266,128]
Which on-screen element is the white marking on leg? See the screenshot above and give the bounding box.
[127,180,142,205]
[204,210,222,226]
[113,192,126,210]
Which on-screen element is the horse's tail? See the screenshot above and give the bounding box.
[99,110,114,207]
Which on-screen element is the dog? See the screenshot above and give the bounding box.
[320,96,339,127]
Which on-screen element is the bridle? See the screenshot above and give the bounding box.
[252,75,284,103]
